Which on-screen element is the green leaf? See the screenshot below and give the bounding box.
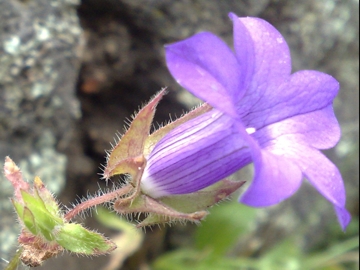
[95,208,143,268]
[22,206,38,235]
[152,248,259,270]
[258,238,302,270]
[96,207,143,252]
[303,236,359,269]
[34,176,59,216]
[20,190,63,240]
[195,202,257,257]
[96,207,141,237]
[12,200,24,221]
[56,223,116,255]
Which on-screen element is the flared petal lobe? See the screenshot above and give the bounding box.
[165,32,242,118]
[239,70,340,132]
[334,206,352,231]
[240,146,303,206]
[241,105,349,228]
[230,14,292,104]
[253,105,341,150]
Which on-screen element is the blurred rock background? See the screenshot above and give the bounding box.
[0,0,358,269]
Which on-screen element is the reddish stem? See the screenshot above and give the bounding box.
[64,185,133,221]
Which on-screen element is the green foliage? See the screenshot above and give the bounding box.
[18,189,63,241]
[153,248,256,270]
[22,206,38,235]
[4,158,117,267]
[195,202,256,257]
[56,223,116,255]
[153,201,359,270]
[13,177,116,256]
[96,207,142,237]
[95,207,144,269]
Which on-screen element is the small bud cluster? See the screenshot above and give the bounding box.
[4,157,115,267]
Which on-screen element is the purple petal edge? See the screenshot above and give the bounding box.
[165,32,241,118]
[335,205,352,231]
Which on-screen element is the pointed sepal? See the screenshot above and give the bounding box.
[55,223,116,255]
[22,206,38,236]
[34,176,59,216]
[160,179,246,213]
[103,89,166,179]
[4,156,30,203]
[114,193,208,227]
[20,189,63,241]
[113,179,245,227]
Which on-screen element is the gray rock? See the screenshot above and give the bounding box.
[0,0,82,262]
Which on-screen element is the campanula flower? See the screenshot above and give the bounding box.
[140,13,351,230]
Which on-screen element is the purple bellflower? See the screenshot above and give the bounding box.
[140,13,351,230]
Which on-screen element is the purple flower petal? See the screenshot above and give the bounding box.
[228,13,255,95]
[165,32,242,117]
[231,15,292,105]
[239,145,303,206]
[253,107,345,208]
[291,148,350,230]
[334,205,352,231]
[254,105,341,150]
[239,69,340,130]
[241,139,351,230]
[302,150,345,209]
[141,111,252,198]
[243,107,349,229]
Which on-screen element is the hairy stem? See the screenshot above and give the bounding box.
[64,185,133,221]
